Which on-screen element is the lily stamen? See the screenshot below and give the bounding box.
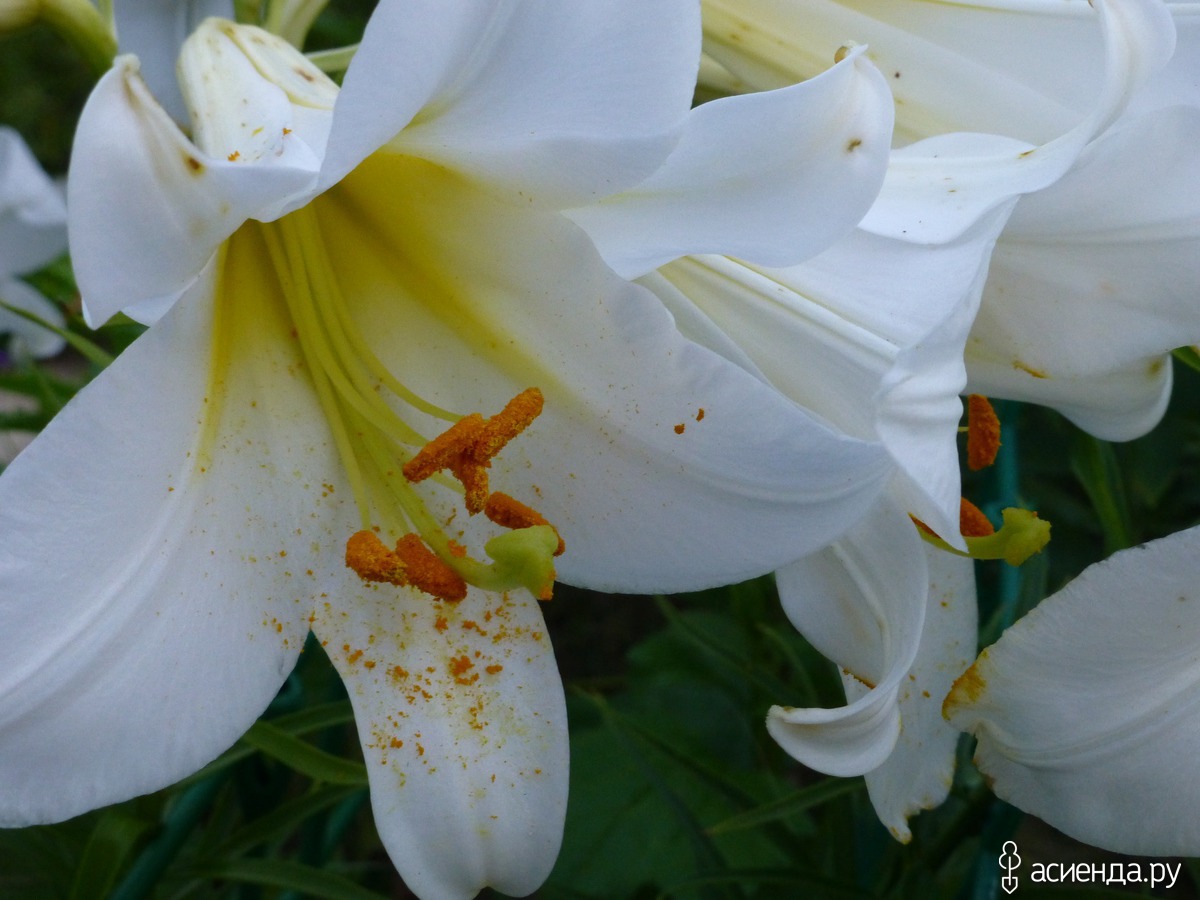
[485,492,565,556]
[913,506,1050,566]
[346,530,468,603]
[404,387,545,514]
[966,394,1002,471]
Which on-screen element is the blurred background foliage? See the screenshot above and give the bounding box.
[3,1,1200,898]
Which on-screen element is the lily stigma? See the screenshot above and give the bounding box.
[0,4,898,897]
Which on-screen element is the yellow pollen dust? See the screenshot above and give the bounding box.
[966,394,1001,471]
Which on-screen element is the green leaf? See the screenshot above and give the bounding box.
[0,300,114,368]
[182,701,357,784]
[1172,345,1200,375]
[211,785,364,858]
[705,779,862,836]
[187,858,389,900]
[241,720,368,786]
[68,811,153,900]
[1069,433,1133,554]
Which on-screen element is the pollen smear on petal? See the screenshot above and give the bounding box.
[403,388,544,514]
[485,492,565,556]
[346,530,468,603]
[966,394,1001,471]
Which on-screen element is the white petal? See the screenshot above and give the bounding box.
[701,0,1085,144]
[178,20,337,165]
[864,547,976,842]
[0,127,66,277]
[966,355,1172,443]
[945,524,1200,856]
[0,253,342,824]
[0,279,66,359]
[68,56,319,326]
[654,203,1009,545]
[314,580,566,900]
[324,0,699,205]
[966,106,1200,439]
[112,0,234,123]
[566,46,893,278]
[862,0,1176,243]
[313,152,892,593]
[767,499,927,776]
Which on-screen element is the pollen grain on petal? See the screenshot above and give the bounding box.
[966,394,1001,471]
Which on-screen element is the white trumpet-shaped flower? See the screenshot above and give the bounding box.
[0,2,897,897]
[945,523,1200,856]
[687,0,1183,840]
[0,126,66,360]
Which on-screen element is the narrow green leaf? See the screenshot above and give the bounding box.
[69,811,153,900]
[182,701,357,785]
[652,597,790,699]
[705,779,861,836]
[211,785,363,858]
[1069,433,1133,554]
[241,720,368,786]
[0,301,114,368]
[1172,345,1200,374]
[188,858,389,900]
[583,691,736,900]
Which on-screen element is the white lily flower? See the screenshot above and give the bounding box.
[685,0,1176,839]
[704,0,1198,441]
[0,3,897,896]
[944,523,1200,856]
[0,127,66,360]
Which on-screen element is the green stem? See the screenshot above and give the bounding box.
[39,0,117,76]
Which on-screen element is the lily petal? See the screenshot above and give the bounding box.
[767,499,926,776]
[68,56,320,326]
[967,106,1200,440]
[324,0,700,205]
[313,152,892,592]
[112,0,234,124]
[864,546,976,842]
[701,0,1085,144]
[566,45,893,278]
[862,0,1176,243]
[0,259,332,824]
[945,524,1200,856]
[653,202,1011,544]
[0,127,66,277]
[315,579,566,900]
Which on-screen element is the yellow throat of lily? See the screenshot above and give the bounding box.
[211,199,563,604]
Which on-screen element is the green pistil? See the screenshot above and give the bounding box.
[919,508,1051,567]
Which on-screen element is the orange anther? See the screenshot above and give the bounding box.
[484,492,565,556]
[966,394,1001,471]
[345,530,467,603]
[959,498,995,538]
[403,389,544,514]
